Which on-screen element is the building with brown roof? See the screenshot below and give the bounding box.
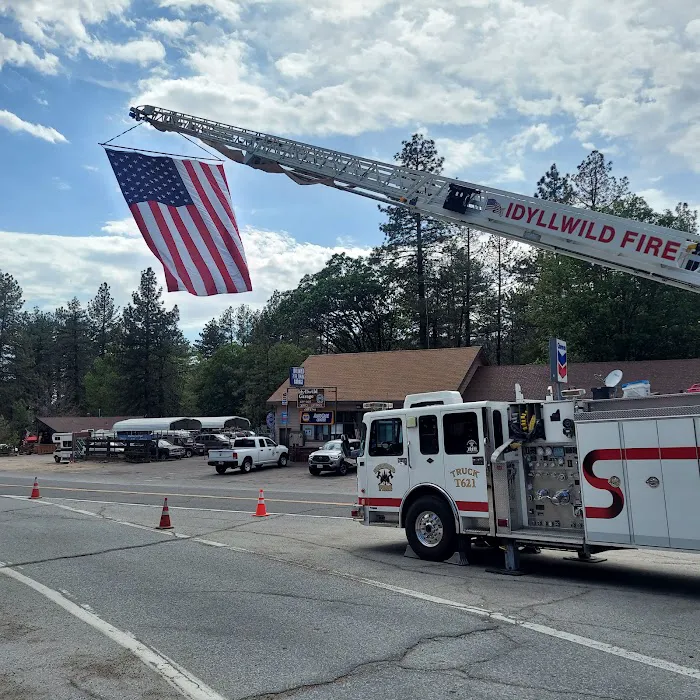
[463,359,700,402]
[268,347,485,445]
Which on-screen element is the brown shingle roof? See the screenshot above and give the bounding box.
[268,347,484,403]
[37,416,136,434]
[463,359,700,402]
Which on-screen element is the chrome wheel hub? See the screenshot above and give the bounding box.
[415,510,444,547]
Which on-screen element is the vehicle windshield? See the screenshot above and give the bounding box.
[321,441,342,451]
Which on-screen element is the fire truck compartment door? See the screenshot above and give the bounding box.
[621,421,670,548]
[364,415,408,511]
[662,418,700,550]
[578,421,632,545]
[441,409,489,518]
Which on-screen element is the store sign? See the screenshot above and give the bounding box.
[289,366,305,386]
[300,410,334,425]
[298,388,325,409]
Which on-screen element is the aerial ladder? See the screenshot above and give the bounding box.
[129,105,700,293]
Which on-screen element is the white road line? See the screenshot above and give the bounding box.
[0,494,350,520]
[5,494,700,681]
[0,564,228,700]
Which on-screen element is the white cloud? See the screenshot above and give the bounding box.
[638,188,700,214]
[0,0,132,45]
[0,110,68,143]
[508,124,561,154]
[0,226,370,335]
[0,33,59,73]
[82,38,165,64]
[496,164,527,183]
[101,217,139,236]
[34,96,49,106]
[158,0,241,23]
[52,177,71,191]
[147,18,190,38]
[83,164,99,172]
[434,135,494,177]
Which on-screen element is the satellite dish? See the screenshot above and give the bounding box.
[605,369,623,388]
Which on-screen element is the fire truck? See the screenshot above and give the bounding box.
[128,105,700,569]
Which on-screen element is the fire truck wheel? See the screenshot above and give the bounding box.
[405,495,457,561]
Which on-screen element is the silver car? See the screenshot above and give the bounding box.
[308,439,360,476]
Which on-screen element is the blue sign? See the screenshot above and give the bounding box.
[281,411,288,425]
[289,366,305,386]
[300,410,334,425]
[266,412,275,430]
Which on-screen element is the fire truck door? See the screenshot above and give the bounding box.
[622,421,670,547]
[441,409,489,518]
[364,415,408,510]
[407,413,445,490]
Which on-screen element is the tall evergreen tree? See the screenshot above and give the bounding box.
[196,319,226,358]
[55,297,92,411]
[535,163,573,203]
[378,134,448,348]
[88,283,118,358]
[119,268,187,416]
[0,272,23,413]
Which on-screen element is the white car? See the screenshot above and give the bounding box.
[208,436,289,474]
[308,439,360,476]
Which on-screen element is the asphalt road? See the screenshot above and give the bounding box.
[2,455,700,699]
[0,454,355,518]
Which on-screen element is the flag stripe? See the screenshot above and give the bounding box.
[178,206,234,294]
[137,203,188,292]
[181,160,250,292]
[130,203,185,292]
[210,163,241,237]
[167,207,219,296]
[201,164,248,271]
[181,160,247,292]
[175,161,241,294]
[182,205,239,294]
[148,201,197,294]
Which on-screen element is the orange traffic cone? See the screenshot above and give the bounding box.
[29,477,41,500]
[253,489,269,517]
[157,498,174,529]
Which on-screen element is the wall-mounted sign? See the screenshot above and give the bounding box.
[300,410,334,425]
[289,366,305,387]
[281,411,288,425]
[298,388,325,409]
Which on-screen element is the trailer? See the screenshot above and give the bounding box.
[350,389,700,570]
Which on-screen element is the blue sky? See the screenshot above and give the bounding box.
[1,0,700,336]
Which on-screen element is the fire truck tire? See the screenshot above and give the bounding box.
[405,495,457,561]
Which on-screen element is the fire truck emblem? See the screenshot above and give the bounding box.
[466,439,479,454]
[374,463,395,492]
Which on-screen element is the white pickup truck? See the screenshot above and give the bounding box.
[208,436,289,474]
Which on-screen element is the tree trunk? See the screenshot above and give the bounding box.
[416,214,428,348]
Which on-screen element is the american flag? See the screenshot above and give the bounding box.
[485,197,504,216]
[105,148,252,295]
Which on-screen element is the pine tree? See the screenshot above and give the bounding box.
[378,134,448,348]
[88,283,118,358]
[55,297,92,411]
[119,269,187,416]
[196,319,226,358]
[0,272,23,401]
[535,163,573,203]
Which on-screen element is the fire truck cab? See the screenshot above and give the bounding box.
[354,389,700,564]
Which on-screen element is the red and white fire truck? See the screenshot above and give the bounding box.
[351,389,700,569]
[129,104,700,569]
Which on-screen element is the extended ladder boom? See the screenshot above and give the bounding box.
[129,105,700,293]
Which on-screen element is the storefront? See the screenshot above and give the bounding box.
[267,346,485,447]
